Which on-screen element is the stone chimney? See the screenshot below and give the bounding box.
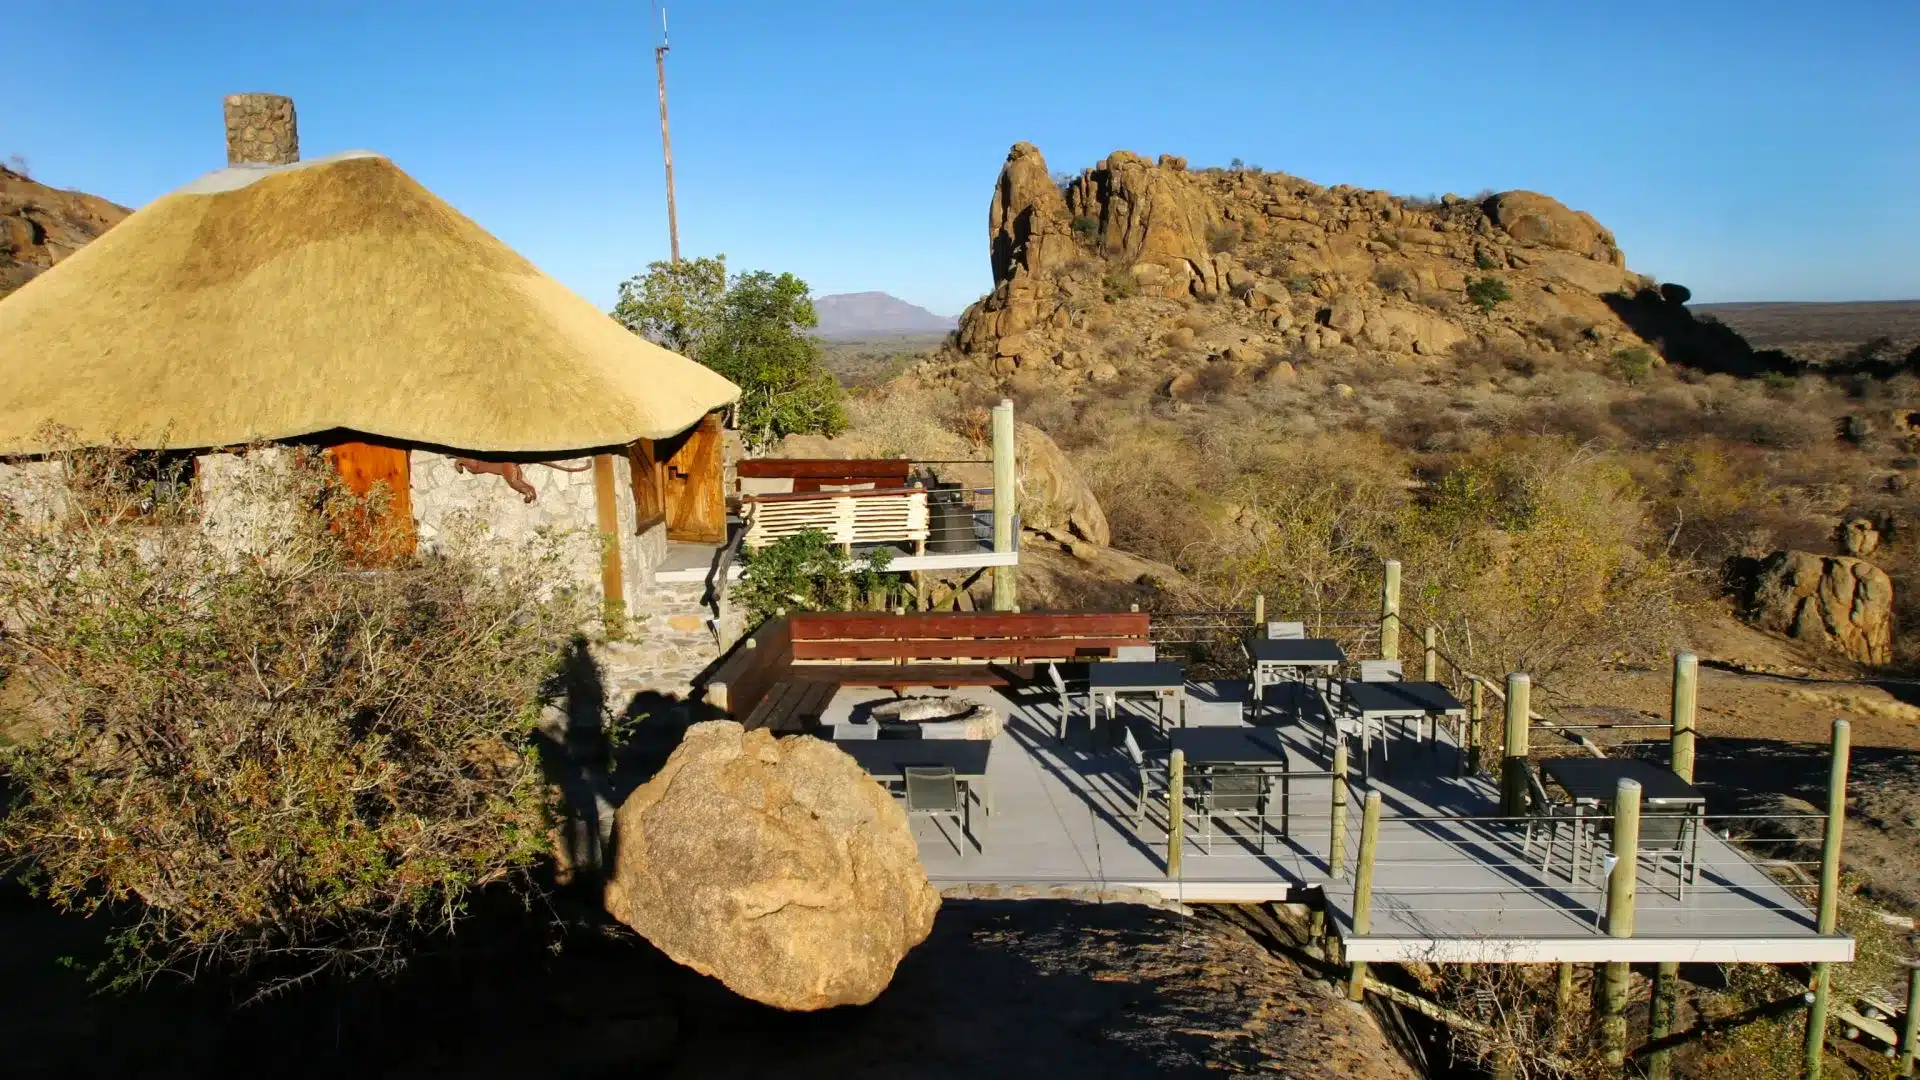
[222,93,299,167]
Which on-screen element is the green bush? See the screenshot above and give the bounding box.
[1372,266,1412,293]
[733,530,904,626]
[1070,215,1100,242]
[1101,265,1139,302]
[1610,347,1657,384]
[1205,223,1241,254]
[1466,275,1512,314]
[0,446,581,992]
[1761,370,1799,392]
[1474,250,1500,271]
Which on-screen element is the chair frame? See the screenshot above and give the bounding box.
[903,765,974,856]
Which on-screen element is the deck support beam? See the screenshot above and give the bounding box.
[1600,778,1642,1066]
[1379,560,1401,660]
[1898,959,1918,1077]
[990,399,1017,612]
[1805,719,1851,1080]
[1500,673,1531,817]
[1253,593,1265,631]
[1330,739,1349,879]
[1166,749,1185,880]
[1347,791,1382,1001]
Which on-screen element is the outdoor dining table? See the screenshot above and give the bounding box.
[1086,660,1187,737]
[837,739,994,817]
[1245,635,1346,718]
[1332,679,1468,779]
[1539,756,1707,890]
[1169,726,1298,842]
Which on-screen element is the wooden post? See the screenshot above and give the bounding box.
[1501,673,1531,817]
[1806,718,1851,1080]
[653,36,680,265]
[1650,960,1680,1080]
[991,399,1017,612]
[1166,749,1185,880]
[1423,625,1437,682]
[592,454,627,636]
[1671,651,1698,783]
[1469,678,1485,775]
[1253,593,1265,631]
[1601,777,1642,1066]
[1898,959,1918,1077]
[1330,738,1350,879]
[1347,791,1382,1001]
[1556,961,1575,1034]
[1380,559,1401,660]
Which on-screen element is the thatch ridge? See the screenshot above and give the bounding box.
[0,154,739,455]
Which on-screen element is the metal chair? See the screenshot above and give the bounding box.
[1639,808,1699,898]
[1115,645,1158,662]
[1359,659,1403,682]
[833,719,880,740]
[1047,662,1081,740]
[1190,767,1268,854]
[1522,762,1595,884]
[903,766,972,856]
[1267,621,1306,640]
[1120,726,1168,828]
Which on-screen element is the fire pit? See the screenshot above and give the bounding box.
[867,695,1005,740]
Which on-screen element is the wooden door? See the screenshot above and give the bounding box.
[660,411,726,544]
[325,441,416,563]
[627,438,666,533]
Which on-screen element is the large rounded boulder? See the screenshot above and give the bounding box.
[604,721,940,1010]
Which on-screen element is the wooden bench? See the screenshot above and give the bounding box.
[708,611,1151,730]
[736,457,912,493]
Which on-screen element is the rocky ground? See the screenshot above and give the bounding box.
[0,164,128,300]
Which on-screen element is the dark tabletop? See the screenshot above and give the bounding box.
[1541,756,1704,805]
[1170,727,1293,766]
[1338,680,1467,716]
[837,740,991,778]
[1088,661,1187,690]
[1245,636,1347,665]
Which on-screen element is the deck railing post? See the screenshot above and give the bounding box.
[1501,673,1531,817]
[1671,651,1698,783]
[1347,791,1383,1001]
[1806,718,1851,1080]
[1330,739,1350,880]
[1380,560,1401,660]
[1898,959,1918,1077]
[1469,678,1485,775]
[990,398,1017,612]
[1253,593,1265,631]
[1166,749,1185,880]
[1422,625,1437,682]
[1601,777,1642,1067]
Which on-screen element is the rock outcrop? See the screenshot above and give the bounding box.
[604,721,940,1011]
[939,143,1662,400]
[0,165,130,301]
[1745,551,1894,666]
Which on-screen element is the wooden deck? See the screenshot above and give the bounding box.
[816,684,1853,965]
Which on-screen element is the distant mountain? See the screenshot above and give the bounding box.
[1,165,131,300]
[813,291,957,340]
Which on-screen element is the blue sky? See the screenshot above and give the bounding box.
[9,0,1918,316]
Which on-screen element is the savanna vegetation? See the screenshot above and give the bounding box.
[0,446,581,995]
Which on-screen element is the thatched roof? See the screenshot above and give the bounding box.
[0,151,739,455]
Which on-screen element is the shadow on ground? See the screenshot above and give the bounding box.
[0,888,1293,1080]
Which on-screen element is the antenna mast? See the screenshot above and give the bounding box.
[653,7,681,265]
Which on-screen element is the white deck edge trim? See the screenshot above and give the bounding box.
[654,550,1018,584]
[1340,935,1854,964]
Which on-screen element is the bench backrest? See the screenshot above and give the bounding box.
[736,457,912,493]
[790,611,1151,662]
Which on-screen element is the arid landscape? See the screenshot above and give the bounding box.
[6,108,1919,1080]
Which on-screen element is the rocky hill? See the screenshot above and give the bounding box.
[814,291,956,339]
[0,165,130,300]
[920,142,1706,396]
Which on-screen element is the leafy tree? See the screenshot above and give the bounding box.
[612,256,846,450]
[731,530,903,626]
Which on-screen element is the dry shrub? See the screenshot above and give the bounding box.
[0,445,583,992]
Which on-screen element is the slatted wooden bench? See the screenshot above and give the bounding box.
[744,678,839,734]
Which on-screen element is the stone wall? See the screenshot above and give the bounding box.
[223,93,298,166]
[0,458,68,526]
